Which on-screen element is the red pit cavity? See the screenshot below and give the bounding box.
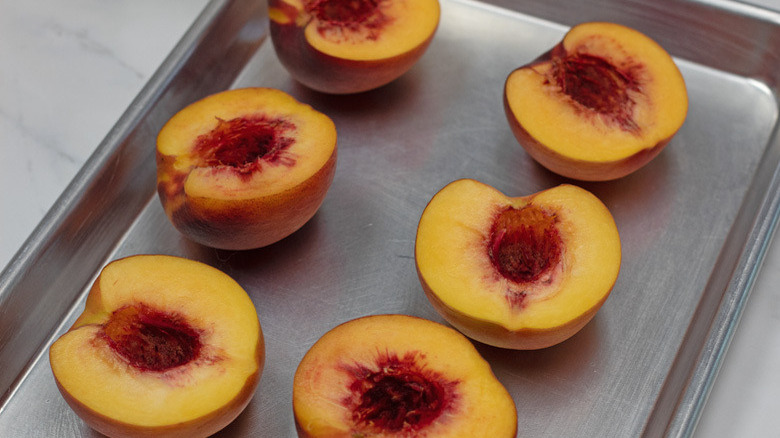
[194,116,295,174]
[344,352,456,433]
[551,53,640,131]
[306,0,387,38]
[102,304,202,372]
[488,205,563,284]
[307,0,379,24]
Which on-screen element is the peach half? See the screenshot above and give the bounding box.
[49,255,264,438]
[415,179,621,350]
[269,0,441,94]
[292,314,517,437]
[156,87,337,250]
[504,21,688,181]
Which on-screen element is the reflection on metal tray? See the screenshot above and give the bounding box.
[1,0,779,436]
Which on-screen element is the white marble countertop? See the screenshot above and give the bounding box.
[1,1,778,436]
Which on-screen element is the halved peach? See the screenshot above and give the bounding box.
[269,0,441,94]
[415,179,621,350]
[292,314,517,437]
[504,21,688,181]
[48,255,264,438]
[156,87,337,250]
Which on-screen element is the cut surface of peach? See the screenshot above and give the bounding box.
[293,314,517,437]
[156,87,337,250]
[269,0,441,93]
[49,255,264,438]
[504,21,688,181]
[415,179,621,349]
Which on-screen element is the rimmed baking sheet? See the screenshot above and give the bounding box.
[1,0,779,436]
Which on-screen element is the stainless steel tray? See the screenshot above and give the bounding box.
[2,0,779,436]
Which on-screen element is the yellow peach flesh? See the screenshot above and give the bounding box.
[300,0,441,61]
[49,255,264,437]
[504,22,688,180]
[415,179,621,349]
[155,87,337,249]
[157,87,336,203]
[293,314,517,437]
[269,0,441,94]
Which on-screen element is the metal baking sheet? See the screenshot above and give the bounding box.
[2,0,779,436]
